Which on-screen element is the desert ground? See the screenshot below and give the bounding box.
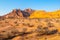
[0,18,60,40]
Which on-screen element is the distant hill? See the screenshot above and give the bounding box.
[0,9,60,19]
[30,10,60,18]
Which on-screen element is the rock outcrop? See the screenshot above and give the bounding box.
[0,8,34,19]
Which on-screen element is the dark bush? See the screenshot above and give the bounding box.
[36,25,43,32]
[22,23,34,27]
[47,22,54,27]
[45,29,58,35]
[27,24,34,27]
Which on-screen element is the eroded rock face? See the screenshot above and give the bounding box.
[24,8,34,14]
[0,8,34,19]
[0,18,60,40]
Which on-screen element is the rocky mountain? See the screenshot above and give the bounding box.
[0,8,34,19]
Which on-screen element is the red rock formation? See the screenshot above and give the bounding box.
[0,8,34,19]
[24,8,35,14]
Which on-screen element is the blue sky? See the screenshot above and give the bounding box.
[0,0,60,16]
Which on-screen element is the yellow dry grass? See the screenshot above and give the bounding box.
[30,10,60,18]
